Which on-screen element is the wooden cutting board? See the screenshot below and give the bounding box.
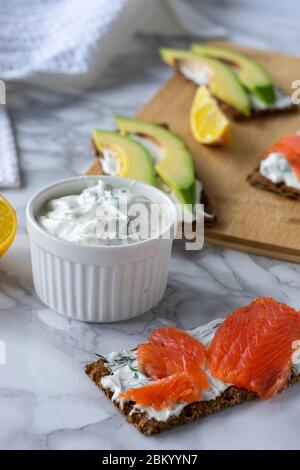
[87,42,300,263]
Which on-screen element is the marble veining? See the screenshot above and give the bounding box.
[1,4,300,449]
[2,235,300,450]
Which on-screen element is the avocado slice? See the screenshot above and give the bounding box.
[160,48,197,67]
[191,44,275,105]
[92,130,156,186]
[160,47,251,117]
[115,116,196,205]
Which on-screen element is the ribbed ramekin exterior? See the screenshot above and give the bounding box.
[30,239,172,322]
[26,176,177,323]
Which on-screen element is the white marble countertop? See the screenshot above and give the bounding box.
[1,2,300,450]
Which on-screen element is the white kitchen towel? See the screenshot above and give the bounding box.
[0,0,145,83]
[166,0,227,38]
[0,0,226,82]
[0,0,143,187]
[0,106,20,188]
[0,0,227,188]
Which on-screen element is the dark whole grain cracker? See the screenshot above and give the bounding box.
[85,357,300,436]
[218,98,297,122]
[247,167,300,200]
[173,68,297,121]
[199,188,216,226]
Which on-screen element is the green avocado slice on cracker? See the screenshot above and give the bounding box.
[160,46,296,119]
[91,118,216,225]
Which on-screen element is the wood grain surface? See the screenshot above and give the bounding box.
[86,43,300,262]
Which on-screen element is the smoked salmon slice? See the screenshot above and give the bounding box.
[120,372,201,410]
[208,297,300,399]
[149,326,209,392]
[267,133,300,181]
[120,326,209,410]
[149,326,207,364]
[137,343,182,380]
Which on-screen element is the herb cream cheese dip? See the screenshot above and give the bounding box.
[38,180,167,246]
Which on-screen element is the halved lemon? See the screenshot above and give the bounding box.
[0,195,17,256]
[190,85,231,145]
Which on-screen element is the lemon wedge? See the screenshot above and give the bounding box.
[0,195,17,256]
[190,86,231,145]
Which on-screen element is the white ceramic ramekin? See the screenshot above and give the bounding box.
[26,176,177,323]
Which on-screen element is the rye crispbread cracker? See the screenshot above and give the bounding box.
[174,64,297,121]
[219,97,297,121]
[247,167,300,200]
[199,187,216,226]
[85,357,300,436]
[173,61,297,120]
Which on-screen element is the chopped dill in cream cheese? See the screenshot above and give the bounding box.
[39,180,167,246]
